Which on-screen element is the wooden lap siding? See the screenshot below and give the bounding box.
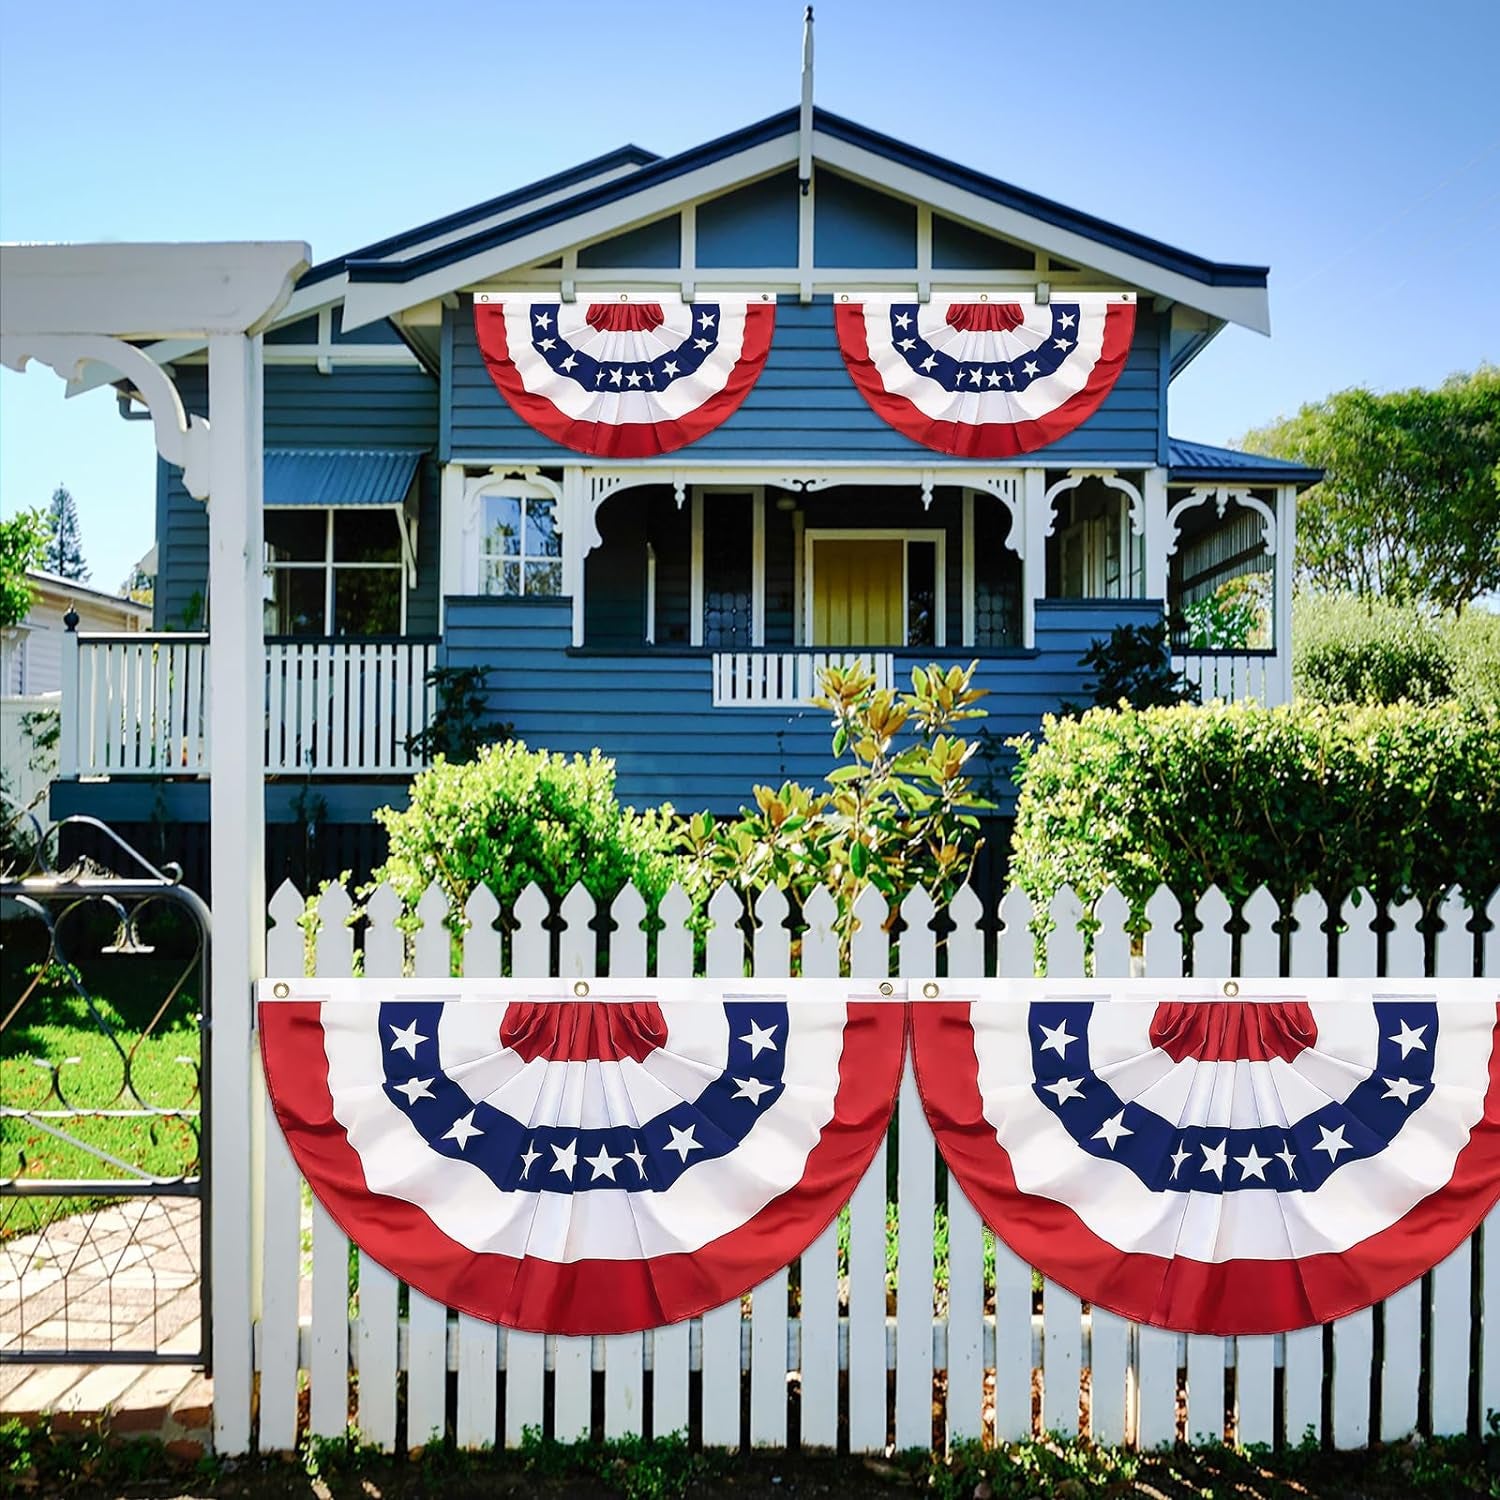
[153,358,441,630]
[443,296,1167,465]
[443,596,1160,816]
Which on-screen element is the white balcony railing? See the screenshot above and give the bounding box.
[711,650,895,708]
[1173,650,1286,706]
[60,632,438,777]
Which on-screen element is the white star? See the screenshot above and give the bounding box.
[585,1144,622,1180]
[388,1019,427,1058]
[968,368,983,386]
[1003,370,1015,384]
[1200,1139,1228,1179]
[443,1111,483,1151]
[665,1124,701,1162]
[1093,1111,1133,1150]
[1043,1076,1084,1105]
[608,367,623,386]
[986,370,1003,387]
[626,370,643,387]
[1235,1144,1271,1181]
[1022,360,1040,378]
[559,354,578,372]
[661,360,679,377]
[1169,1142,1191,1179]
[1382,1076,1425,1106]
[538,337,556,351]
[393,1076,434,1105]
[1389,1020,1428,1059]
[1314,1124,1351,1162]
[550,1138,579,1180]
[519,1141,541,1178]
[740,1019,779,1058]
[894,312,912,329]
[919,354,938,372]
[1053,337,1073,352]
[626,1140,647,1176]
[1058,312,1076,329]
[698,311,716,329]
[897,337,917,352]
[534,311,552,329]
[1038,1019,1076,1058]
[693,337,712,351]
[733,1076,774,1106]
[1276,1142,1298,1178]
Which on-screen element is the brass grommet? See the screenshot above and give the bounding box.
[573,980,590,997]
[272,981,290,1000]
[878,981,894,997]
[922,981,940,999]
[1223,979,1240,998]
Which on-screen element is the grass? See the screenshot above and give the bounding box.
[1,962,202,1238]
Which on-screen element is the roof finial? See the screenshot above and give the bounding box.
[799,6,814,196]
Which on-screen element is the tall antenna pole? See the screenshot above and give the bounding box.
[799,6,814,196]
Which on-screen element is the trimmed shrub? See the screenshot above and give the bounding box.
[1448,606,1500,711]
[1008,700,1500,921]
[374,741,680,914]
[1292,593,1455,705]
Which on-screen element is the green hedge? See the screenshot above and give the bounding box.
[1293,592,1500,709]
[1008,700,1500,920]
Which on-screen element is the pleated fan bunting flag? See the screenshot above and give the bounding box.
[910,981,1500,1335]
[834,292,1136,457]
[473,292,776,457]
[260,980,903,1334]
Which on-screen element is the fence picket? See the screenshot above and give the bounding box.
[797,887,841,1451]
[503,885,550,1447]
[1045,888,1085,977]
[701,885,749,1448]
[1185,1334,1223,1444]
[996,888,1034,977]
[1089,1308,1130,1445]
[649,886,695,1440]
[1340,889,1378,978]
[1436,887,1474,978]
[1235,1336,1275,1447]
[1135,1325,1178,1448]
[1380,1280,1421,1440]
[1332,1308,1373,1448]
[848,885,891,1453]
[1282,1324,1323,1447]
[1430,1239,1471,1436]
[749,887,791,1447]
[944,887,986,1450]
[991,1237,1032,1442]
[1143,887,1182,979]
[257,882,307,1452]
[1093,888,1132,981]
[1042,1283,1081,1436]
[1289,892,1327,979]
[1193,888,1232,979]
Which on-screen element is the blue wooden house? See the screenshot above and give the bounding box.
[51,98,1319,887]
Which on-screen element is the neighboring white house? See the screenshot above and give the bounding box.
[2,569,152,813]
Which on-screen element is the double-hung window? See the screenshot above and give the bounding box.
[264,510,405,636]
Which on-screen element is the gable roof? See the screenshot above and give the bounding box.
[328,106,1271,337]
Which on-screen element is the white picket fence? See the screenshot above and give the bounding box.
[711,650,895,707]
[244,877,1499,1456]
[1172,649,1286,705]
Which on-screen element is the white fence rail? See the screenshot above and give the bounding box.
[240,876,1499,1456]
[712,650,895,707]
[1173,649,1285,705]
[59,633,437,776]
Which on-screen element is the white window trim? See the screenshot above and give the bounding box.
[264,508,408,637]
[477,490,562,599]
[803,527,947,649]
[449,471,564,599]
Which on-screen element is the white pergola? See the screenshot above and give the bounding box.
[2,240,309,1452]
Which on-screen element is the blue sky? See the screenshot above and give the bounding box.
[3,0,1497,591]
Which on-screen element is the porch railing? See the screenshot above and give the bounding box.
[1172,649,1285,706]
[711,650,895,708]
[60,632,438,777]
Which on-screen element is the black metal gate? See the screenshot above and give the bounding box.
[1,809,211,1366]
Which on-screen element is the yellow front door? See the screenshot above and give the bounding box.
[811,539,904,646]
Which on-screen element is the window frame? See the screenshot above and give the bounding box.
[264,508,408,638]
[477,489,563,600]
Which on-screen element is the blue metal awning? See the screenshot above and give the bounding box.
[264,448,422,508]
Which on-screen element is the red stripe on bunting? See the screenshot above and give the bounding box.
[474,301,775,459]
[910,1000,1500,1335]
[260,999,903,1334]
[835,300,1136,459]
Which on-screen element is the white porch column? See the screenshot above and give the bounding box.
[560,466,588,647]
[1021,468,1049,648]
[1274,483,1297,704]
[206,331,266,1452]
[1142,466,1170,603]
